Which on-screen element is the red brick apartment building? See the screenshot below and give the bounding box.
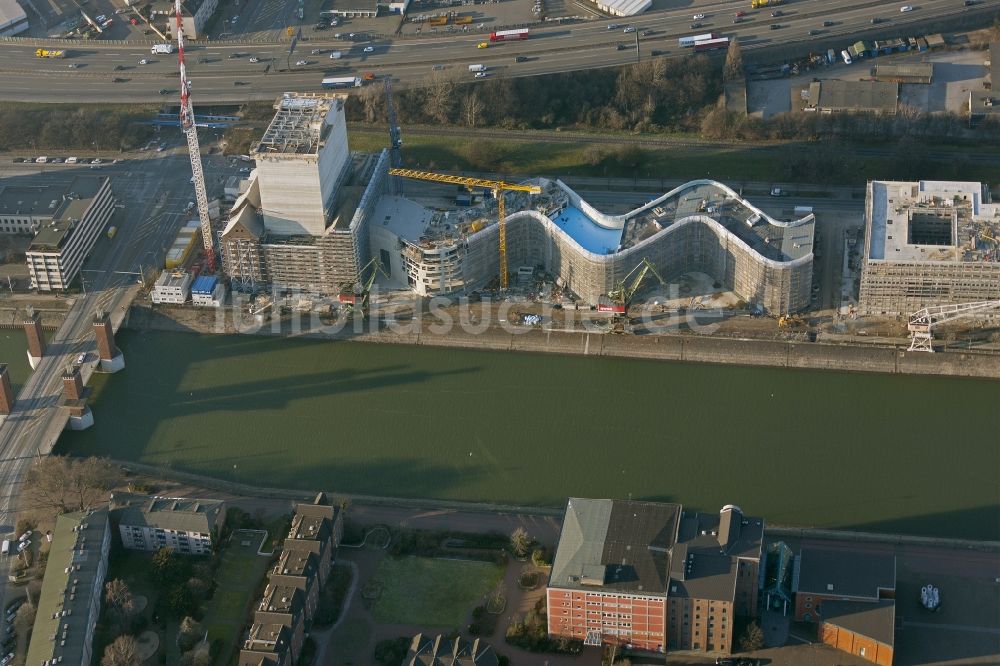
[794,548,896,665]
[546,499,763,656]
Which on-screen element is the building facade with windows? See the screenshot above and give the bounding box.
[546,499,763,656]
[24,176,114,291]
[110,493,225,555]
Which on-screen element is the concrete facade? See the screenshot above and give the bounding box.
[109,493,224,555]
[151,270,192,304]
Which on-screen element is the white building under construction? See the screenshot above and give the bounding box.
[222,93,814,314]
[859,180,1000,315]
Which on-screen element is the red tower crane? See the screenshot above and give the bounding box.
[175,0,215,272]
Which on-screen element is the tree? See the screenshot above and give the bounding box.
[724,38,745,82]
[178,616,204,652]
[101,635,141,666]
[104,578,135,628]
[509,527,531,558]
[22,456,119,514]
[739,620,765,652]
[150,547,182,586]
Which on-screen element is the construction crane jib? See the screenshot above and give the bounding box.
[175,0,215,272]
[386,168,541,290]
[907,299,1000,352]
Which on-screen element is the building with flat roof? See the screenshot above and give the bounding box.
[801,80,899,114]
[109,492,224,555]
[192,275,226,306]
[26,507,112,666]
[547,499,763,656]
[819,600,895,665]
[26,176,114,291]
[238,623,293,666]
[405,634,499,665]
[874,63,933,84]
[859,180,1000,315]
[0,181,70,234]
[594,0,651,17]
[151,270,193,304]
[0,0,27,36]
[155,0,218,39]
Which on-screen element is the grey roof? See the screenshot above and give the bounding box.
[0,182,66,218]
[796,548,895,598]
[110,492,224,535]
[807,80,898,114]
[821,599,896,647]
[668,506,764,602]
[874,63,933,82]
[239,622,290,665]
[27,507,111,666]
[0,0,26,29]
[549,498,680,596]
[29,177,110,250]
[406,634,498,666]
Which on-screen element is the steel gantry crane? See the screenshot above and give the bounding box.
[907,299,1000,352]
[606,258,666,322]
[338,257,388,317]
[386,169,541,290]
[175,0,215,272]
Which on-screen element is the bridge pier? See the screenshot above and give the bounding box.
[93,313,125,373]
[23,312,45,370]
[62,366,93,430]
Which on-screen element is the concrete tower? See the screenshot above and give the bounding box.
[23,311,45,369]
[93,312,124,372]
[61,365,93,430]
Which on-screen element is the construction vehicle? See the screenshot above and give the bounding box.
[173,0,215,272]
[907,299,1000,351]
[751,0,781,7]
[35,49,65,58]
[387,169,541,290]
[603,258,666,332]
[339,258,387,317]
[777,314,804,328]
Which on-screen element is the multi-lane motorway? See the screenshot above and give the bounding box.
[1,0,997,102]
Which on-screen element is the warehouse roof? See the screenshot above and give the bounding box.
[595,0,651,16]
[821,599,896,647]
[549,498,680,595]
[0,0,27,31]
[0,182,66,218]
[807,80,899,114]
[110,492,224,535]
[795,548,895,599]
[874,63,933,82]
[192,275,219,295]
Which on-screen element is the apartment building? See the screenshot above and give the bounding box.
[284,496,343,586]
[109,493,225,555]
[405,634,499,665]
[238,624,293,666]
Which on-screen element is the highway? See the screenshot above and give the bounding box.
[1,0,996,102]
[0,149,241,608]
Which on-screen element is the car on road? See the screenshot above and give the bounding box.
[771,10,782,17]
[249,57,260,62]
[11,158,22,163]
[233,80,248,85]
[363,46,374,52]
[623,26,635,33]
[770,23,782,30]
[616,43,627,50]
[809,29,821,35]
[156,144,165,152]
[692,13,704,20]
[823,20,835,26]
[75,353,86,364]
[78,158,92,163]
[295,60,308,65]
[514,55,527,62]
[114,64,125,70]
[432,63,445,70]
[158,87,170,94]
[51,157,63,163]
[310,48,325,54]
[68,63,80,68]
[474,71,487,78]
[231,14,239,22]
[733,17,743,23]
[900,4,913,11]
[477,41,488,48]
[871,17,883,23]
[198,56,210,63]
[112,77,126,82]
[239,167,251,173]
[315,23,329,30]
[690,22,702,29]
[228,52,244,59]
[965,0,979,5]
[640,29,652,36]
[607,23,620,29]
[734,10,745,17]
[138,58,149,65]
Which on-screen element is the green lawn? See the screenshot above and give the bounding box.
[371,557,503,627]
[203,538,272,660]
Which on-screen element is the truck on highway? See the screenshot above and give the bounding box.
[678,33,716,48]
[321,76,362,88]
[151,43,175,54]
[489,28,529,42]
[468,64,486,72]
[694,37,729,52]
[35,48,65,58]
[750,0,781,7]
[328,51,343,59]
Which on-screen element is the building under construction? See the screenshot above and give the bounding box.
[859,180,1000,316]
[220,93,388,295]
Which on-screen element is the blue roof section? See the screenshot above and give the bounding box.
[191,275,218,294]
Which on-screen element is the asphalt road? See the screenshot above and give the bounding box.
[1,0,997,102]
[0,147,242,609]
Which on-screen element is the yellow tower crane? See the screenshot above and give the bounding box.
[388,168,541,290]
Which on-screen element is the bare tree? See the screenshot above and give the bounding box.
[510,527,531,558]
[101,635,141,666]
[105,578,135,627]
[462,89,484,128]
[22,456,119,514]
[424,72,459,124]
[177,616,204,652]
[14,600,36,654]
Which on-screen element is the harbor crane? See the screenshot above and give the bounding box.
[338,257,387,317]
[386,169,541,290]
[907,299,1000,352]
[175,0,215,272]
[606,258,667,333]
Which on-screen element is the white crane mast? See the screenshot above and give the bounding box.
[175,0,215,271]
[907,299,1000,352]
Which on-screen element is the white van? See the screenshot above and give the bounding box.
[468,64,486,72]
[65,156,78,164]
[841,50,853,65]
[0,541,9,556]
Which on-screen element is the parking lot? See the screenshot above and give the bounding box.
[748,47,992,119]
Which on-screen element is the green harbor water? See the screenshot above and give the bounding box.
[53,329,1000,540]
[0,327,45,393]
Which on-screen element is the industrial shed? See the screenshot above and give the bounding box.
[594,0,651,17]
[803,80,899,115]
[874,63,933,84]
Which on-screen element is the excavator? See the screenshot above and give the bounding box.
[605,258,667,334]
[338,258,387,318]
